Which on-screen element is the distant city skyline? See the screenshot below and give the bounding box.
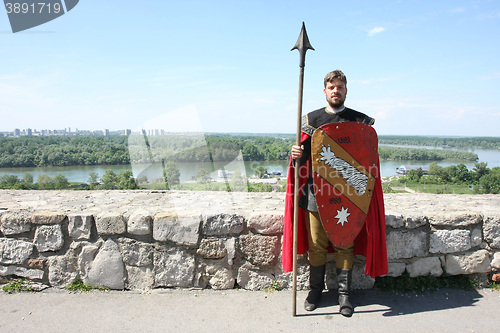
[3,126,499,138]
[1,1,500,136]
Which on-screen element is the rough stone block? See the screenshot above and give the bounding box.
[48,255,78,287]
[491,252,500,270]
[0,264,44,280]
[445,249,491,275]
[429,229,471,254]
[0,238,34,264]
[202,213,245,236]
[471,227,483,248]
[127,209,152,236]
[237,267,274,291]
[405,215,428,229]
[407,257,443,277]
[34,224,65,252]
[197,238,226,259]
[125,266,154,290]
[385,214,405,228]
[247,214,283,235]
[384,262,406,277]
[86,239,125,290]
[154,246,195,288]
[27,258,46,270]
[210,268,235,290]
[68,214,93,240]
[32,212,66,225]
[95,212,126,236]
[0,212,31,235]
[153,212,201,246]
[429,213,482,227]
[117,238,153,267]
[192,263,236,290]
[76,243,100,280]
[225,238,236,265]
[351,265,376,289]
[386,230,428,260]
[483,216,500,249]
[274,260,309,291]
[239,233,280,266]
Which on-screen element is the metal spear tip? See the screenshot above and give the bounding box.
[291,22,315,53]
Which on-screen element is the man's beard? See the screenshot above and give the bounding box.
[327,95,345,109]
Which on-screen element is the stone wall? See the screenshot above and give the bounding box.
[0,190,499,291]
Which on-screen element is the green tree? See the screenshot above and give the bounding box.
[37,174,55,190]
[88,172,100,189]
[439,165,456,183]
[0,175,20,189]
[163,161,180,189]
[242,143,263,161]
[54,174,69,189]
[472,162,489,182]
[117,170,138,189]
[22,173,34,185]
[254,166,268,179]
[407,168,423,182]
[454,163,472,184]
[230,169,247,192]
[478,168,500,194]
[100,170,118,189]
[428,162,442,175]
[195,169,211,184]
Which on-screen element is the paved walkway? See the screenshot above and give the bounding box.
[0,288,498,332]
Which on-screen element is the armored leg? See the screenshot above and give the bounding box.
[304,264,325,311]
[337,268,353,317]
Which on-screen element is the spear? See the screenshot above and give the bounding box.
[291,22,314,317]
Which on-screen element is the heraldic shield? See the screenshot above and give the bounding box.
[311,122,379,247]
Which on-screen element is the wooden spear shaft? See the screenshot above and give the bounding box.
[291,22,314,317]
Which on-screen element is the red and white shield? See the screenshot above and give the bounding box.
[311,122,379,247]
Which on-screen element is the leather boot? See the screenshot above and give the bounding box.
[337,268,353,317]
[304,264,325,311]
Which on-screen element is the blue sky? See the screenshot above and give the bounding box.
[1,0,499,136]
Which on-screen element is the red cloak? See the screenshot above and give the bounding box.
[282,132,388,278]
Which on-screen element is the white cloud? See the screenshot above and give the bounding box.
[368,27,385,37]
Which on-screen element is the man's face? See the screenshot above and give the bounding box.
[324,78,347,110]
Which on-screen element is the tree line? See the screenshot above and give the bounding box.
[0,133,494,169]
[127,134,294,164]
[378,146,478,161]
[0,135,129,168]
[0,170,138,190]
[379,135,500,150]
[397,162,500,194]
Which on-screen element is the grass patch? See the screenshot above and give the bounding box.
[489,281,500,291]
[64,279,94,292]
[64,279,110,292]
[2,279,34,293]
[404,183,474,194]
[263,280,283,293]
[375,273,477,293]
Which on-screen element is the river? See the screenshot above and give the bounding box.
[1,145,499,183]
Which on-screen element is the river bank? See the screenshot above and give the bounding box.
[1,153,499,184]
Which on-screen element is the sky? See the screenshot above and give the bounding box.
[1,0,500,136]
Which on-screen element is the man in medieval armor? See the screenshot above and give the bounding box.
[282,70,388,317]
